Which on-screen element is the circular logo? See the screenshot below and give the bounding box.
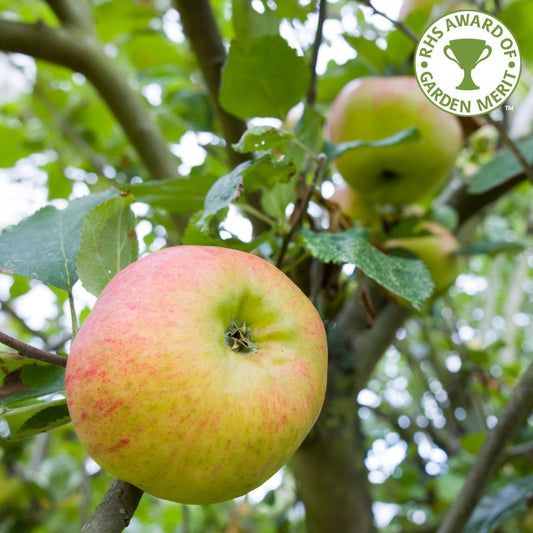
[415,10,521,117]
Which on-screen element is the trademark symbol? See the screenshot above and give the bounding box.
[504,104,514,111]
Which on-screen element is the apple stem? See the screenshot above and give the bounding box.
[224,321,257,354]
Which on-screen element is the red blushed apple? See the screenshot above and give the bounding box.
[325,76,463,207]
[65,246,328,505]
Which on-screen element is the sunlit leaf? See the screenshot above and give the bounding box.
[0,190,118,291]
[128,174,218,214]
[77,192,138,296]
[220,35,310,119]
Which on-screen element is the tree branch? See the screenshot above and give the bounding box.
[442,170,527,227]
[436,359,533,533]
[81,479,144,533]
[486,115,533,184]
[45,0,94,32]
[0,19,177,182]
[0,330,67,368]
[306,0,327,107]
[172,0,248,168]
[357,0,419,43]
[277,153,327,268]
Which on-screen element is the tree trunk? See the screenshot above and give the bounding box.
[292,409,375,533]
[291,288,410,532]
[291,324,376,533]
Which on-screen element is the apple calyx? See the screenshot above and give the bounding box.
[381,169,400,182]
[225,320,257,354]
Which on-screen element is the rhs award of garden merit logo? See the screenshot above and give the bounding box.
[415,10,521,117]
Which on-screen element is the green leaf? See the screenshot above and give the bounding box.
[231,0,279,38]
[468,137,533,194]
[0,357,65,408]
[128,174,218,214]
[343,35,388,74]
[465,475,533,533]
[0,399,70,440]
[460,432,486,454]
[261,181,297,222]
[293,106,325,156]
[77,193,138,296]
[0,123,29,168]
[124,31,185,70]
[197,162,250,230]
[456,240,525,257]
[301,228,434,308]
[233,126,295,154]
[220,35,311,120]
[0,190,118,291]
[323,127,420,163]
[242,154,296,192]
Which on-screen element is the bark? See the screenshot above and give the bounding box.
[81,480,144,533]
[172,0,248,168]
[292,327,375,533]
[0,19,177,182]
[292,289,408,532]
[437,359,533,533]
[292,410,375,533]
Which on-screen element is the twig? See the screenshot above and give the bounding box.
[276,153,327,268]
[81,479,144,533]
[486,115,533,185]
[442,170,527,226]
[436,359,533,533]
[0,19,177,182]
[306,0,327,107]
[357,0,419,43]
[172,0,248,168]
[0,330,67,368]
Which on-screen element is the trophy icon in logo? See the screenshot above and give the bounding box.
[443,39,492,90]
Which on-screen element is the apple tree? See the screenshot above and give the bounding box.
[0,0,532,532]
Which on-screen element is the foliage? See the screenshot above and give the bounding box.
[0,0,532,532]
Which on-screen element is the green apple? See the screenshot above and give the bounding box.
[65,246,328,504]
[382,221,461,297]
[328,180,378,226]
[325,76,463,207]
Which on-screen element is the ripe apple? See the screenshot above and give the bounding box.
[382,221,461,297]
[65,246,328,504]
[325,76,463,207]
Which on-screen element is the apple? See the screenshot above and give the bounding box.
[382,221,461,297]
[325,76,463,207]
[328,180,378,226]
[65,246,328,504]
